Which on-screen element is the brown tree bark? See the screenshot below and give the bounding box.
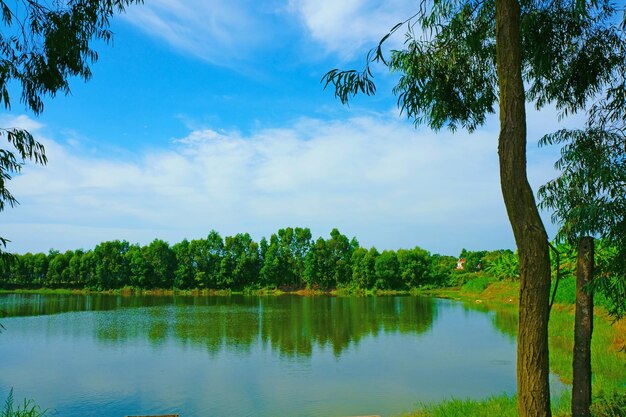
[494,0,553,416]
[572,236,594,417]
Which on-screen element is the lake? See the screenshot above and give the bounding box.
[0,294,520,417]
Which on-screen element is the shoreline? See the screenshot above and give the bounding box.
[0,286,418,297]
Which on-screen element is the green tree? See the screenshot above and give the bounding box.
[351,246,379,289]
[259,235,276,286]
[79,250,95,288]
[220,233,260,290]
[126,244,148,288]
[259,234,288,288]
[0,253,10,285]
[397,247,431,289]
[538,74,626,416]
[68,249,86,287]
[189,231,224,289]
[31,252,48,286]
[427,254,457,286]
[303,230,356,290]
[143,239,176,289]
[327,229,357,287]
[539,112,626,318]
[292,227,313,284]
[0,0,140,253]
[2,253,18,285]
[374,250,399,290]
[260,227,311,288]
[172,239,195,289]
[46,250,70,286]
[303,237,331,289]
[322,1,622,414]
[92,240,130,289]
[8,252,32,286]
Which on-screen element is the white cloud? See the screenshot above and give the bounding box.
[2,107,571,255]
[121,0,280,65]
[0,115,487,254]
[119,0,418,65]
[288,0,417,59]
[0,114,44,132]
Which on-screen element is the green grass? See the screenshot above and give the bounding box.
[404,392,577,417]
[1,390,48,417]
[590,391,626,417]
[550,276,577,304]
[403,395,518,417]
[547,306,626,391]
[461,275,498,293]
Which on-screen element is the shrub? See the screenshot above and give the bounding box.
[461,275,497,293]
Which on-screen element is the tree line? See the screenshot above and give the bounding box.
[0,227,519,291]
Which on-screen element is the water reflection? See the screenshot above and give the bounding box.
[457,300,518,341]
[0,294,518,417]
[1,294,437,357]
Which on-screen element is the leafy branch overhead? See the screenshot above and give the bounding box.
[538,127,626,243]
[322,0,622,132]
[0,0,141,251]
[538,77,626,319]
[0,0,140,115]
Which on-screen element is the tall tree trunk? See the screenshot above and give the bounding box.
[494,0,553,416]
[572,236,594,417]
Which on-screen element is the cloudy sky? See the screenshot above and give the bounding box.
[1,0,582,255]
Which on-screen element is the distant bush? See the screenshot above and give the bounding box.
[461,275,497,293]
[447,271,480,287]
[484,251,519,280]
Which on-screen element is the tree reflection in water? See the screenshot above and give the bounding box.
[1,293,438,357]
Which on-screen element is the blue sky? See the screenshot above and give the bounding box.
[2,0,583,255]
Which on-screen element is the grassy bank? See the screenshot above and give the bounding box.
[404,280,626,417]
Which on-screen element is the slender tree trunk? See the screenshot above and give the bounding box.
[494,0,553,416]
[573,236,594,417]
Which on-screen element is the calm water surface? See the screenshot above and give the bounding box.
[0,294,519,417]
